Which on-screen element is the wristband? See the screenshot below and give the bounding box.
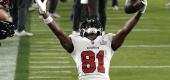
[43,16,53,24]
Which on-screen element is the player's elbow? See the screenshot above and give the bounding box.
[118,28,130,36]
[60,42,74,53]
[64,46,74,53]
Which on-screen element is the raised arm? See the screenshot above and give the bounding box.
[111,0,147,51]
[36,0,74,53]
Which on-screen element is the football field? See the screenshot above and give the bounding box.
[13,0,170,80]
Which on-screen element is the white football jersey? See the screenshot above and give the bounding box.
[70,33,115,80]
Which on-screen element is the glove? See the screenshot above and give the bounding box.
[0,21,15,40]
[35,0,47,14]
[139,0,147,13]
[81,0,88,4]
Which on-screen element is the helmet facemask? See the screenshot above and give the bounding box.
[80,19,103,37]
[0,21,15,40]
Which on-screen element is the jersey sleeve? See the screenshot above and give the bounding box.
[105,33,116,53]
[105,33,115,42]
[69,34,81,54]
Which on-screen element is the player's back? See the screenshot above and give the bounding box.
[70,33,115,80]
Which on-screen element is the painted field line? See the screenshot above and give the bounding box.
[30,65,170,69]
[0,69,15,73]
[31,38,56,41]
[30,45,62,48]
[31,41,59,44]
[107,17,129,20]
[110,66,170,69]
[31,28,167,32]
[30,45,170,50]
[123,45,170,48]
[30,53,66,56]
[31,48,61,51]
[30,71,72,74]
[30,56,69,59]
[30,66,75,68]
[30,61,69,64]
[29,76,72,79]
[31,45,170,50]
[0,55,17,60]
[0,62,15,67]
[31,49,65,52]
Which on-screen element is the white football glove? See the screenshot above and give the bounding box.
[81,0,88,4]
[139,0,147,13]
[35,0,47,14]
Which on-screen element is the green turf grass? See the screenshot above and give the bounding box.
[14,14,31,80]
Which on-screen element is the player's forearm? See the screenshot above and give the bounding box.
[122,12,142,35]
[41,13,74,53]
[41,13,63,36]
[48,22,74,53]
[111,12,142,50]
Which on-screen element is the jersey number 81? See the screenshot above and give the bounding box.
[81,50,105,73]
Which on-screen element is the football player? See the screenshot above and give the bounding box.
[79,0,107,32]
[72,0,107,34]
[112,0,119,10]
[36,0,147,80]
[12,0,33,37]
[48,0,67,18]
[0,4,15,40]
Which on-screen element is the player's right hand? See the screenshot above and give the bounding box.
[35,0,47,14]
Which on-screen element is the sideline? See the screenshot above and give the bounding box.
[0,37,19,80]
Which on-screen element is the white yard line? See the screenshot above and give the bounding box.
[31,49,65,52]
[30,71,72,74]
[0,37,19,80]
[30,66,75,68]
[30,65,170,69]
[31,48,60,50]
[29,76,72,79]
[30,45,62,48]
[30,45,170,49]
[31,41,58,44]
[110,66,170,68]
[30,61,70,64]
[123,45,170,48]
[32,28,170,32]
[30,56,69,59]
[30,53,66,56]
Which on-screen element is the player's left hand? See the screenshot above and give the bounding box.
[35,0,47,14]
[139,0,147,14]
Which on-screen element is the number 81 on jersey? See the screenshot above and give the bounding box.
[81,50,105,73]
